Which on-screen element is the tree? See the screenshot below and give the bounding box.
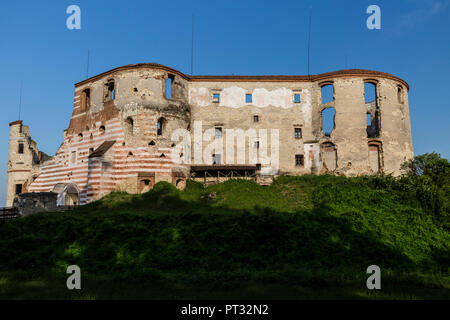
[401,152,450,188]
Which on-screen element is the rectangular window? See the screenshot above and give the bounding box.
[212,93,220,103]
[294,128,302,139]
[82,88,91,110]
[166,75,174,99]
[246,93,252,103]
[295,154,304,166]
[212,154,221,165]
[18,143,24,154]
[15,184,22,195]
[253,115,259,123]
[215,127,222,139]
[294,93,301,103]
[254,141,260,149]
[70,151,76,164]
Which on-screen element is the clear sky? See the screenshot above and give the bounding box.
[1,0,449,206]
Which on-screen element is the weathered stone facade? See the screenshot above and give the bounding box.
[5,63,413,207]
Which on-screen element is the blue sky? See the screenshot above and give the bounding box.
[1,0,449,206]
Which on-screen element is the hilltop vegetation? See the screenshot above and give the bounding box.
[0,153,449,299]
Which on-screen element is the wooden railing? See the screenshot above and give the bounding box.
[0,207,20,223]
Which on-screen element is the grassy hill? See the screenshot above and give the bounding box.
[0,174,449,299]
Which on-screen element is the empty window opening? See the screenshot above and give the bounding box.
[253,115,259,123]
[295,154,304,166]
[157,118,165,136]
[143,179,150,186]
[294,127,302,139]
[15,184,22,195]
[127,152,133,157]
[149,140,155,146]
[105,80,115,101]
[364,82,377,104]
[89,148,94,155]
[366,110,380,138]
[212,93,220,103]
[78,133,83,141]
[18,143,24,154]
[133,87,138,92]
[369,143,382,173]
[321,107,336,136]
[246,93,252,103]
[125,117,134,135]
[322,142,337,171]
[321,84,334,104]
[70,151,76,164]
[215,127,222,139]
[165,74,174,99]
[160,153,166,158]
[99,125,105,134]
[256,163,261,170]
[90,133,93,140]
[254,141,260,149]
[82,88,91,110]
[397,86,404,104]
[294,93,301,103]
[212,153,221,165]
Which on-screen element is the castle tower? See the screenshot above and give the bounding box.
[6,121,32,207]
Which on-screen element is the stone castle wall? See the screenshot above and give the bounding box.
[5,63,413,207]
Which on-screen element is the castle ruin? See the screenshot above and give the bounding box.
[6,63,414,207]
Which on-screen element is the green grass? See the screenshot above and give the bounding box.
[0,175,449,299]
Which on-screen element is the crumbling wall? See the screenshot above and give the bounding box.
[6,64,413,206]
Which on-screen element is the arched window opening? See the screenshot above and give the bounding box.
[125,117,134,136]
[397,85,404,104]
[176,179,186,190]
[321,83,334,104]
[149,140,155,146]
[321,107,336,136]
[99,125,105,134]
[364,82,377,104]
[78,133,83,141]
[105,80,115,101]
[157,118,165,136]
[127,152,133,157]
[321,142,337,172]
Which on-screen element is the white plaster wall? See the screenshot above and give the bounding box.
[189,86,312,109]
[304,143,320,170]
